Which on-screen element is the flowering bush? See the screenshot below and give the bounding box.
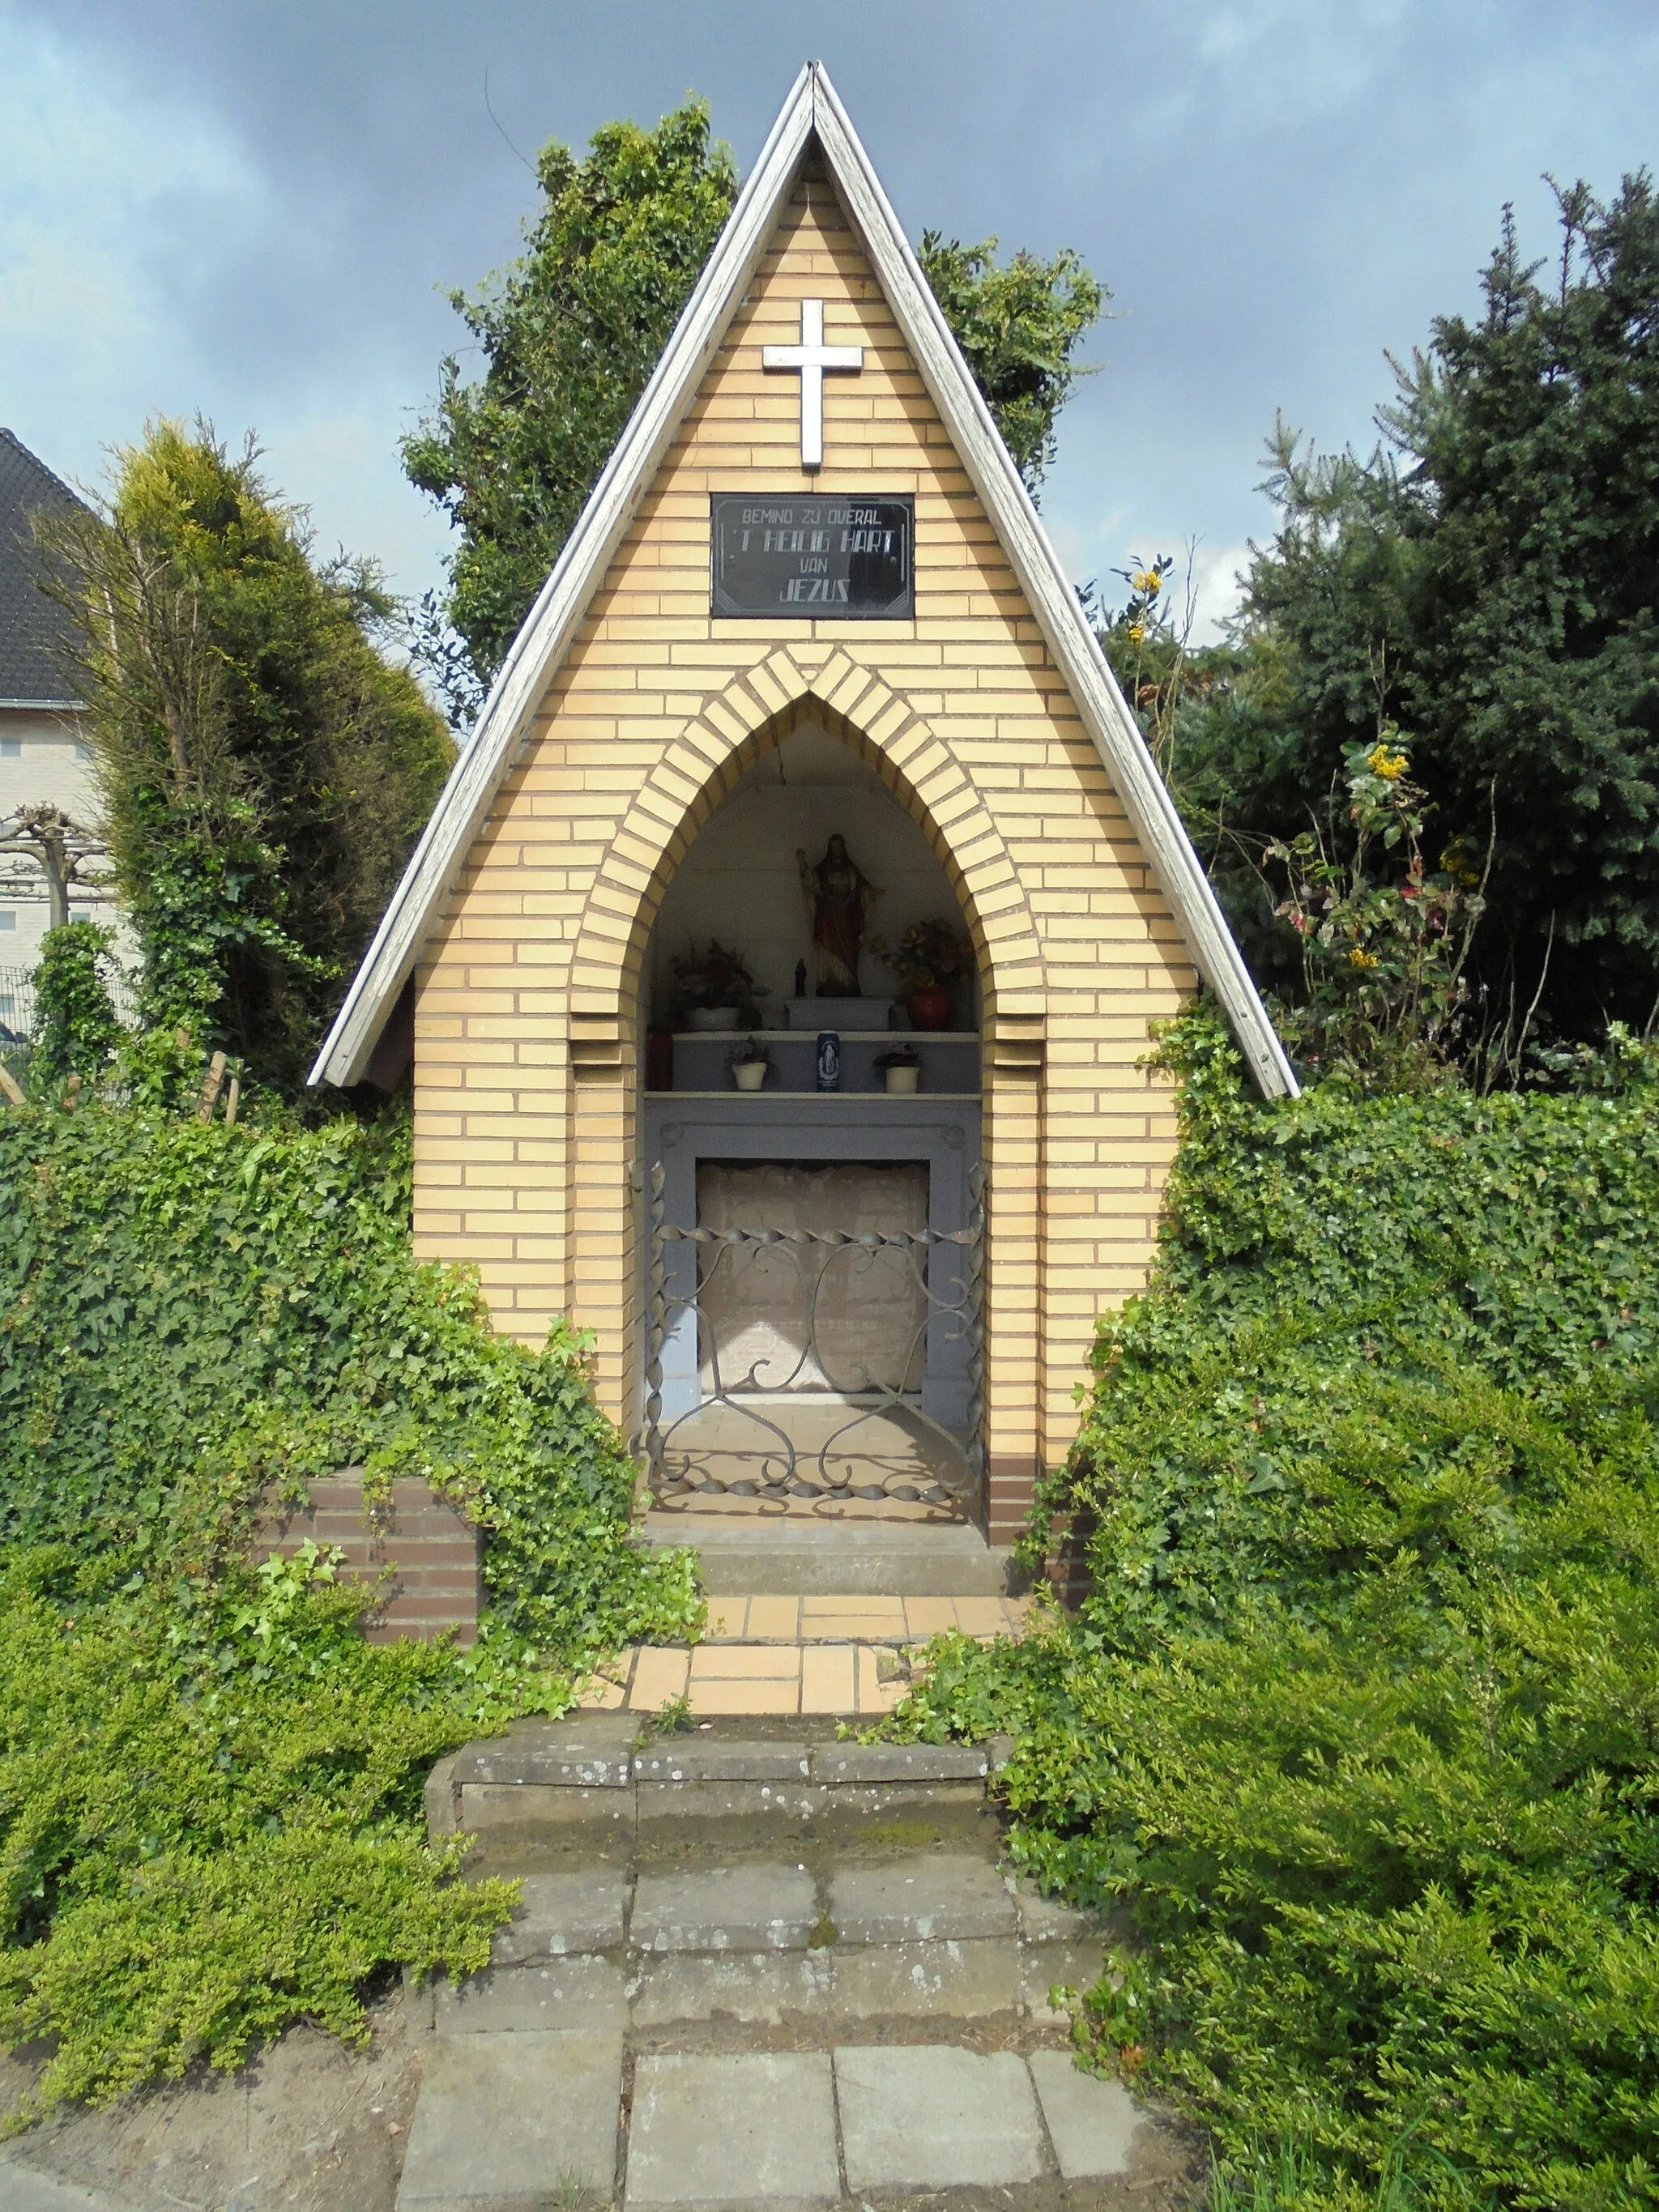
[1085,552,1194,785]
[1265,731,1485,1087]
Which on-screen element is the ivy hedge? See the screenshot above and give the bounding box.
[0,1093,699,2118]
[0,1097,697,1657]
[897,1014,1659,2212]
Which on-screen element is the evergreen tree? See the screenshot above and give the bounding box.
[1179,177,1659,1047]
[43,421,454,1089]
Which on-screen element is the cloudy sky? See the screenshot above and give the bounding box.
[3,1,1654,658]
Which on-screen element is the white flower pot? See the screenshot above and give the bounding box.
[732,1060,768,1091]
[885,1064,919,1095]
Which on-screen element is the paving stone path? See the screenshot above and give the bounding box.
[397,1718,1194,2212]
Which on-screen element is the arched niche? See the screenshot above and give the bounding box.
[645,721,977,1028]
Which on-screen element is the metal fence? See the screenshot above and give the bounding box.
[641,1161,985,1515]
[0,966,36,1043]
[0,960,141,1044]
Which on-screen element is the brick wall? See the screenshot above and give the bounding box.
[409,155,1192,1541]
[255,1473,482,1645]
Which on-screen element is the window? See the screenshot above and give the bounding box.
[0,911,15,931]
[74,740,92,761]
[0,738,20,761]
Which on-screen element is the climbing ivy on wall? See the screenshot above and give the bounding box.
[0,1093,698,1660]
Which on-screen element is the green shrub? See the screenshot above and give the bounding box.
[0,1544,512,2120]
[0,1089,701,2118]
[1030,1008,1659,1643]
[30,922,123,1089]
[893,1011,1659,2211]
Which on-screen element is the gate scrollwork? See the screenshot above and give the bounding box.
[642,1161,985,1513]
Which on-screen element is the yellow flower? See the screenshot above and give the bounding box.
[1127,622,1145,646]
[1349,948,1379,970]
[1132,569,1162,597]
[1367,744,1409,782]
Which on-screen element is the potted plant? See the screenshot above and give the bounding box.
[670,940,768,1030]
[872,919,971,1030]
[874,1043,920,1095]
[729,1036,771,1091]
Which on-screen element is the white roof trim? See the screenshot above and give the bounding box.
[309,65,818,1087]
[311,62,1295,1098]
[811,70,1295,1097]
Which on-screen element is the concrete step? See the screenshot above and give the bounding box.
[421,1852,1104,2043]
[642,1508,1019,1596]
[394,1822,1190,2212]
[428,1719,1013,1836]
[396,2035,1183,2210]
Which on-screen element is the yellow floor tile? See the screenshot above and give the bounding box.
[855,1646,905,1713]
[901,1598,958,1637]
[688,1677,802,1716]
[575,1660,631,1711]
[800,1644,857,1714]
[741,1595,801,1641]
[950,1598,1009,1638]
[689,1645,802,1681]
[802,1622,908,1647]
[703,1600,747,1639]
[630,1647,691,1707]
[801,1596,906,1634]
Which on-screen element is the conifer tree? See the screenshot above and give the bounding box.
[43,421,454,1088]
[1180,177,1659,1046]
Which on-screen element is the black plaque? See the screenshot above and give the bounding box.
[710,494,914,620]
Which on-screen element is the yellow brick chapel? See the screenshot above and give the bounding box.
[312,63,1294,1560]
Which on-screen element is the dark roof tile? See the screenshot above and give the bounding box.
[0,428,88,705]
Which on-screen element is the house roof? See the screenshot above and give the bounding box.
[309,62,1297,1099]
[0,429,86,709]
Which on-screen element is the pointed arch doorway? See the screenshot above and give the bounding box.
[637,719,986,1525]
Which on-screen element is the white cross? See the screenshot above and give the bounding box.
[762,299,864,471]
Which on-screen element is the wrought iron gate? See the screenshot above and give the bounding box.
[641,1161,984,1512]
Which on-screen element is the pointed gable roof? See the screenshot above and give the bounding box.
[311,63,1295,1098]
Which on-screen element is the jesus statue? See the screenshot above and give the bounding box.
[796,834,881,995]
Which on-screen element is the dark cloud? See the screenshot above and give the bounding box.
[11,2,1658,623]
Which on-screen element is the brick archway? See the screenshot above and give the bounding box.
[565,642,1049,1532]
[566,643,1046,1043]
